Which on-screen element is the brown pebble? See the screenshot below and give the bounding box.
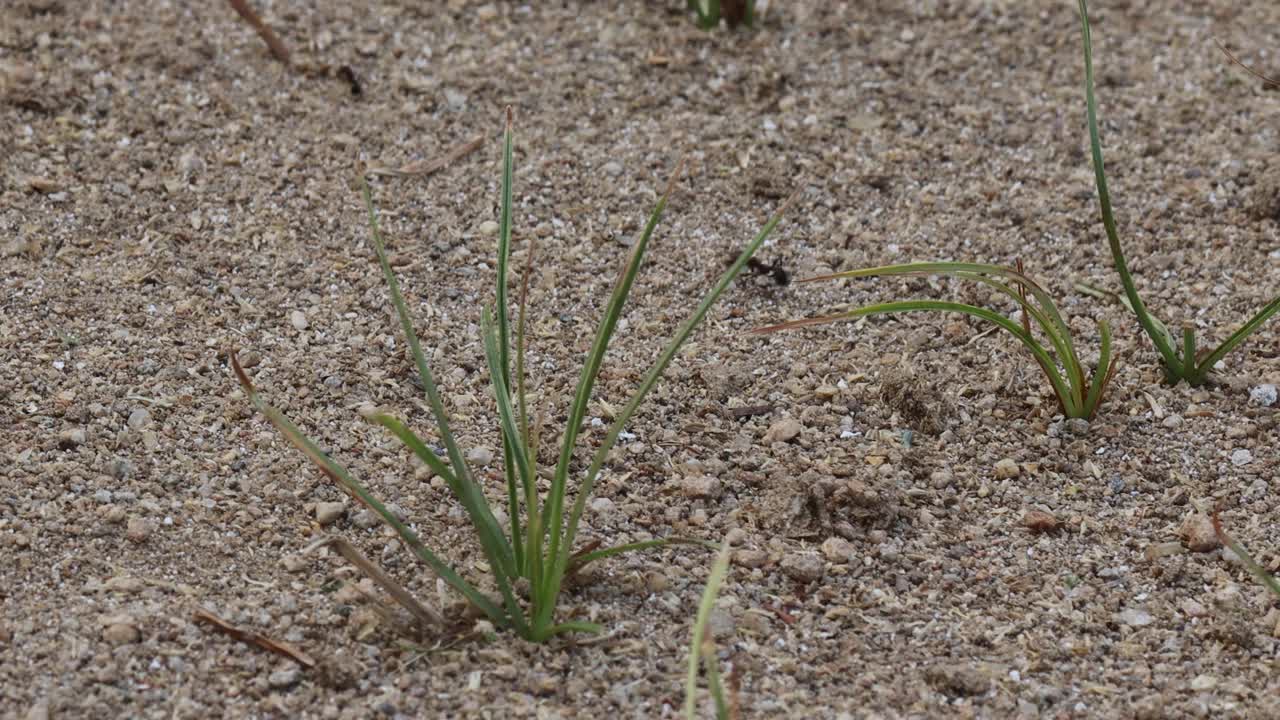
[1022,510,1059,533]
[102,623,140,645]
[764,418,803,444]
[1178,514,1221,553]
[125,517,154,543]
[733,549,770,569]
[315,502,346,526]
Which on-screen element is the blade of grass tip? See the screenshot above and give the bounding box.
[497,106,516,395]
[1078,0,1182,375]
[230,353,509,626]
[372,413,529,636]
[1083,319,1114,418]
[685,540,732,720]
[567,537,718,575]
[1192,294,1280,380]
[543,188,799,626]
[540,157,687,606]
[361,180,474,485]
[1212,513,1280,600]
[808,262,1080,368]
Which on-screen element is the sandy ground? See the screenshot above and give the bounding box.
[3,0,1279,717]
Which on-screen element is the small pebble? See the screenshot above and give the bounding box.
[290,310,309,331]
[102,623,140,645]
[353,510,381,530]
[1117,607,1153,627]
[58,428,86,448]
[125,517,154,543]
[679,475,722,500]
[765,418,803,444]
[127,408,152,430]
[282,555,307,573]
[268,668,301,689]
[733,549,769,569]
[780,552,825,582]
[1021,510,1059,533]
[1230,449,1253,467]
[590,497,614,513]
[1189,675,1217,691]
[1178,514,1220,553]
[993,458,1019,479]
[821,537,854,563]
[315,502,346,526]
[1249,384,1277,407]
[478,220,499,237]
[1160,414,1183,429]
[602,161,623,177]
[467,447,494,465]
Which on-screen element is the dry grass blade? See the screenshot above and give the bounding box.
[1211,512,1280,600]
[226,0,291,66]
[366,135,486,179]
[193,607,315,668]
[1215,39,1280,89]
[307,536,445,629]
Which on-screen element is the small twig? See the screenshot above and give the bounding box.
[1215,39,1279,89]
[306,536,445,628]
[227,0,291,66]
[367,135,486,179]
[193,607,315,667]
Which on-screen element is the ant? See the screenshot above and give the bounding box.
[732,255,791,286]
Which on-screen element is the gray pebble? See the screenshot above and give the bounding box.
[780,552,825,583]
[127,408,152,430]
[315,502,346,526]
[467,447,494,465]
[268,668,301,689]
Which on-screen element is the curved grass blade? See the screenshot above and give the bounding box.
[1078,0,1182,375]
[231,353,507,627]
[1082,319,1116,419]
[539,190,799,632]
[1192,295,1280,382]
[1212,513,1280,600]
[566,537,718,575]
[539,160,686,609]
[756,300,1081,417]
[361,180,474,484]
[684,540,732,720]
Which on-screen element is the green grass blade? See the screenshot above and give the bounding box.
[539,162,686,614]
[1077,0,1182,375]
[368,415,529,635]
[481,306,532,566]
[814,262,1078,364]
[540,191,797,631]
[685,540,732,720]
[1192,295,1280,381]
[1213,514,1280,600]
[361,180,474,485]
[1082,319,1114,418]
[566,537,717,575]
[496,108,516,394]
[758,300,1080,416]
[231,355,507,626]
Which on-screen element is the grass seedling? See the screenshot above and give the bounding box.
[1213,513,1280,601]
[684,540,736,720]
[1077,0,1280,386]
[755,261,1118,420]
[233,110,794,642]
[687,0,755,30]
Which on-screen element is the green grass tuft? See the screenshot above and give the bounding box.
[233,110,793,642]
[756,261,1118,420]
[1077,0,1280,386]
